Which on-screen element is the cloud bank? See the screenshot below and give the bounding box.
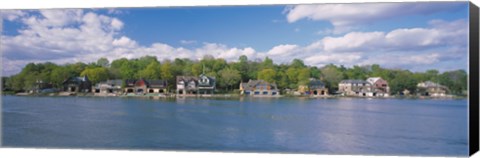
[284,2,465,34]
[1,4,468,76]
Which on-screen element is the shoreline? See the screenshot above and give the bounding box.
[4,92,467,100]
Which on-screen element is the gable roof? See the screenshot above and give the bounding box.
[308,78,325,87]
[366,77,381,84]
[340,79,369,84]
[106,79,123,86]
[63,76,90,84]
[146,80,167,88]
[241,80,278,90]
[177,76,198,83]
[198,74,215,87]
[417,81,447,88]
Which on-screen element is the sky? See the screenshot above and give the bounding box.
[0,2,470,76]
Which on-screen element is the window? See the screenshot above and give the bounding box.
[272,92,277,95]
[263,91,268,95]
[254,91,260,95]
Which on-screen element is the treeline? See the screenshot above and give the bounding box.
[2,55,468,95]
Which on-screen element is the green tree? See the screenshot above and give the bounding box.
[80,67,109,84]
[160,60,174,89]
[97,57,110,67]
[136,56,159,70]
[389,70,418,95]
[136,62,161,79]
[345,66,368,79]
[438,70,467,95]
[118,61,137,79]
[291,59,306,68]
[7,74,25,91]
[310,67,321,79]
[257,69,276,83]
[50,67,71,88]
[297,68,311,85]
[218,68,241,91]
[260,57,274,69]
[191,63,202,76]
[320,64,344,92]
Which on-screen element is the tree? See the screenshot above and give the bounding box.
[136,62,161,79]
[320,64,344,92]
[191,63,202,76]
[310,67,321,79]
[218,68,241,91]
[438,70,467,95]
[285,67,298,88]
[7,74,25,92]
[160,60,174,89]
[239,55,248,63]
[237,55,251,82]
[291,59,306,68]
[345,65,368,79]
[257,69,276,83]
[425,69,439,81]
[261,57,274,69]
[136,56,159,70]
[212,58,227,72]
[80,67,109,84]
[297,68,311,85]
[97,58,110,67]
[50,67,71,88]
[389,70,418,95]
[119,61,137,79]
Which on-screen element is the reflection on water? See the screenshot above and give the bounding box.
[2,96,468,156]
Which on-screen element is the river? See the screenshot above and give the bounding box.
[1,96,468,156]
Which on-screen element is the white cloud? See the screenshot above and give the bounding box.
[180,40,197,45]
[264,19,467,70]
[322,31,385,52]
[308,19,467,53]
[112,36,137,48]
[304,53,363,67]
[285,2,465,34]
[1,8,468,76]
[267,44,299,56]
[1,10,27,21]
[110,18,124,30]
[38,9,83,27]
[107,9,123,15]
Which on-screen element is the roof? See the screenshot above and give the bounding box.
[146,80,167,88]
[198,74,215,87]
[96,79,123,87]
[417,81,447,88]
[63,76,90,84]
[366,77,381,84]
[308,78,325,87]
[106,79,123,86]
[125,79,136,86]
[241,80,278,90]
[176,76,198,83]
[340,79,369,84]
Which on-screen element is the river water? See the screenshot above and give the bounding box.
[1,96,468,156]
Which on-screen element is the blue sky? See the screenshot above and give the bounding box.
[1,2,470,76]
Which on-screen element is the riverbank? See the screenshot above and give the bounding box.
[5,91,467,100]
